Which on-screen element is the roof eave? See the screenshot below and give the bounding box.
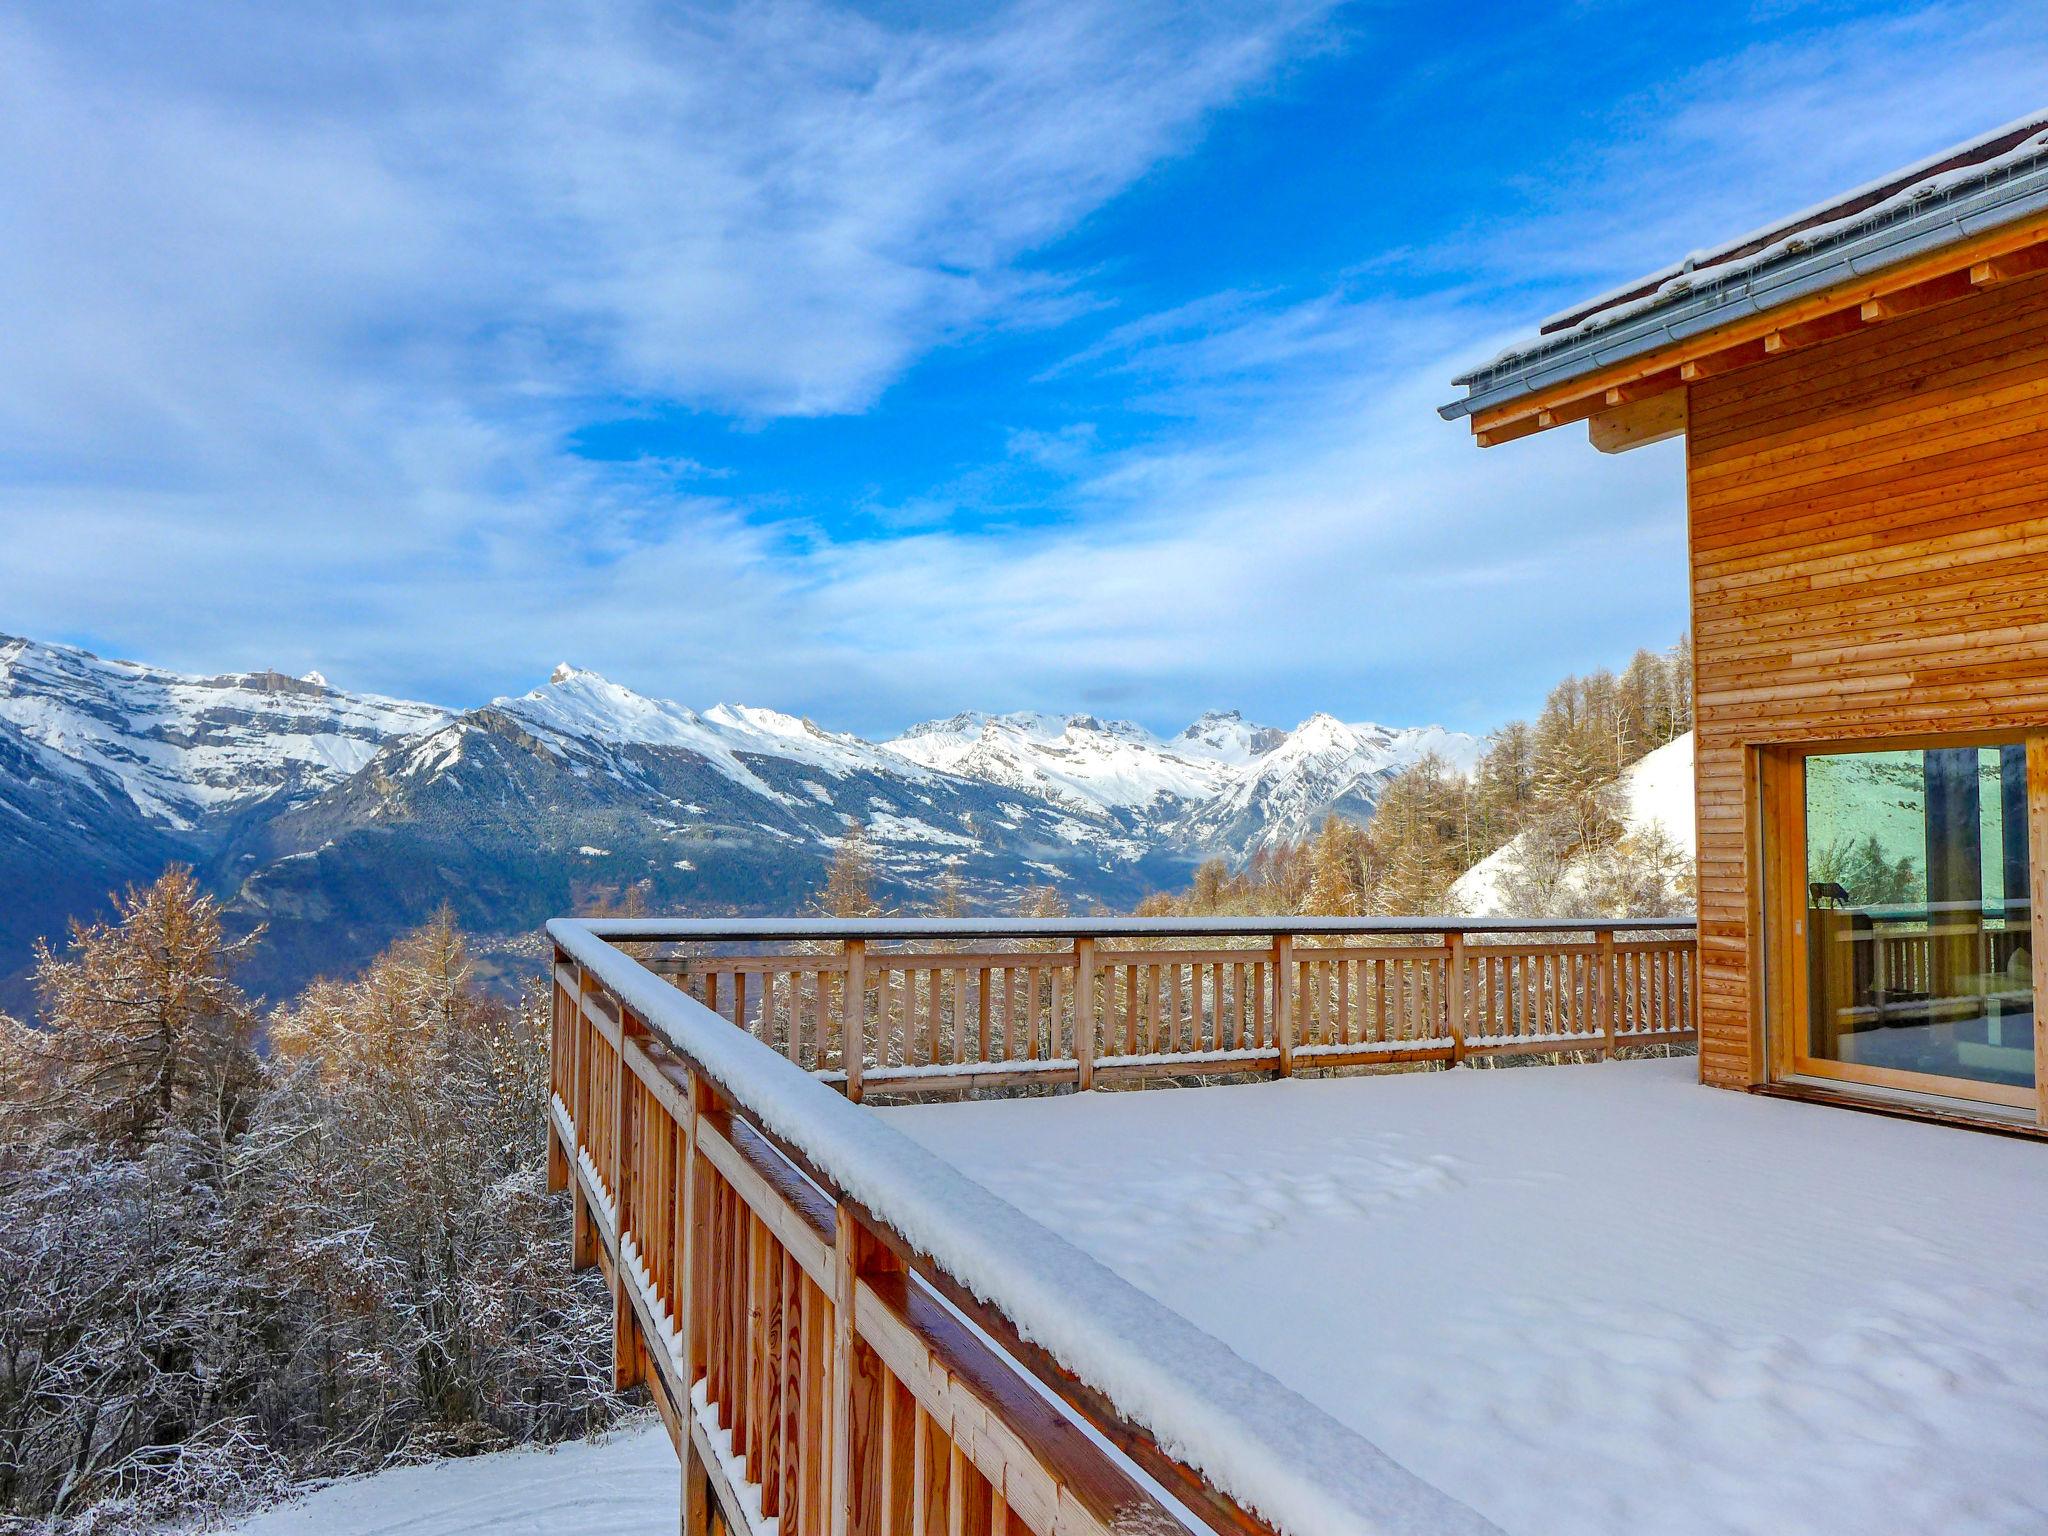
[1439,160,2048,423]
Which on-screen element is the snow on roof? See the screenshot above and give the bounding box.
[1454,110,2048,394]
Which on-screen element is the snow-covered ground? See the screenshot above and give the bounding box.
[221,1419,676,1536]
[887,1058,2048,1536]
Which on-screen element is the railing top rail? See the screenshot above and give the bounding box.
[570,912,1696,943]
[549,916,1502,1536]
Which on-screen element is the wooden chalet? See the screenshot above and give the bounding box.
[1441,113,2048,1133]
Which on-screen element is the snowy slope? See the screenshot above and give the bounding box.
[502,665,935,805]
[0,634,449,831]
[1176,714,1485,855]
[886,708,1479,853]
[884,711,1235,815]
[1453,732,1694,916]
[221,1419,677,1536]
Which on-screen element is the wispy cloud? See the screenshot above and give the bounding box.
[1,0,2042,737]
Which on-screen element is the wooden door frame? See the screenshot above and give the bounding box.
[1756,731,2048,1124]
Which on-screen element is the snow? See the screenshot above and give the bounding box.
[1454,733,1694,916]
[550,919,1498,1536]
[0,633,449,828]
[866,811,974,847]
[6,628,1481,865]
[219,1418,679,1536]
[1184,714,1484,854]
[884,709,1237,814]
[887,1057,2048,1536]
[500,667,935,806]
[885,707,1478,848]
[1478,114,2048,373]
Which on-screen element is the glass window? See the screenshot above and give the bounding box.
[1804,745,2034,1093]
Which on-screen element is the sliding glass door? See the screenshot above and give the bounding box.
[1769,738,2039,1112]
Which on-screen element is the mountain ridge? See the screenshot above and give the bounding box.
[0,633,1478,1007]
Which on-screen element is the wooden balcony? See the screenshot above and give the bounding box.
[546,915,1694,1536]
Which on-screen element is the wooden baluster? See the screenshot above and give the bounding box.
[1335,956,1351,1045]
[1596,931,1616,1054]
[801,1273,827,1533]
[1049,963,1066,1063]
[1075,939,1097,1089]
[978,968,993,1064]
[777,1250,800,1522]
[1026,964,1042,1060]
[680,1073,711,1536]
[843,942,866,1100]
[1252,958,1267,1049]
[1274,935,1294,1075]
[611,1014,643,1390]
[996,967,1013,1060]
[832,1208,903,1536]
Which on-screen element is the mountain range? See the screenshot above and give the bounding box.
[0,633,1478,1009]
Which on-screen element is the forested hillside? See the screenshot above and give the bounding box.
[1137,639,1695,919]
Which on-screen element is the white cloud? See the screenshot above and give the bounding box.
[0,0,2041,740]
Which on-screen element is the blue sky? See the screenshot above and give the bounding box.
[2,1,2044,737]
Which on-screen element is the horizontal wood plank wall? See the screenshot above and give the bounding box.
[1687,268,2048,1088]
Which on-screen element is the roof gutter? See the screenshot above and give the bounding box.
[1439,155,2048,422]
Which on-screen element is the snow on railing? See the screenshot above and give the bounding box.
[547,915,1515,1536]
[576,914,1698,1097]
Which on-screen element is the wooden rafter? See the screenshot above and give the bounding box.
[1764,308,1868,354]
[1859,267,1977,322]
[1973,245,2048,288]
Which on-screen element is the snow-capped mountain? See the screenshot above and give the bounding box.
[886,706,1478,854]
[1175,714,1485,854]
[0,634,1478,1007]
[883,711,1237,816]
[0,633,449,831]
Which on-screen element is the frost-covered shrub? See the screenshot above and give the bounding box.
[0,876,619,1532]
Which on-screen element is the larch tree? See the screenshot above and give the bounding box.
[24,866,260,1158]
[816,822,880,917]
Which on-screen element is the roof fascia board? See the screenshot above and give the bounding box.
[1440,163,2048,422]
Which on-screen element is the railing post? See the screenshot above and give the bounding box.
[1597,929,1618,1058]
[1273,934,1294,1076]
[1074,937,1097,1090]
[842,940,866,1104]
[1444,931,1466,1062]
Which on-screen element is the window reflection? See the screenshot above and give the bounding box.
[1805,746,2034,1091]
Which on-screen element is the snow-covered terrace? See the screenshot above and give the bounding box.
[547,916,2045,1536]
[890,1056,2048,1536]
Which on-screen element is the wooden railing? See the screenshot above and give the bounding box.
[626,916,1697,1098]
[548,916,1529,1536]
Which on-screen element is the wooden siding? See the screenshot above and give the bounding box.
[1686,267,2048,1088]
